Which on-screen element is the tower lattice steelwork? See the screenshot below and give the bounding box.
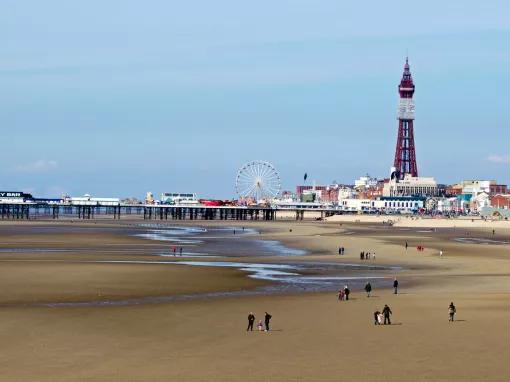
[393,57,418,179]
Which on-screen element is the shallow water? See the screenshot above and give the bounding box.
[455,237,510,245]
[255,240,307,256]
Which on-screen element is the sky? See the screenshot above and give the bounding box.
[1,0,509,199]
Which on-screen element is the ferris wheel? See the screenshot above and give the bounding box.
[235,161,281,201]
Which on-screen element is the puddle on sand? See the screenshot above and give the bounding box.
[163,260,394,288]
[157,252,220,258]
[255,240,307,256]
[134,225,257,245]
[455,237,510,245]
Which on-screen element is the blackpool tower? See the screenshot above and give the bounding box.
[393,57,418,179]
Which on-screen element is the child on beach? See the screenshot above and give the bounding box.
[373,310,381,325]
[257,320,263,331]
[338,289,345,301]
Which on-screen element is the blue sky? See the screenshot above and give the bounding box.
[1,0,509,198]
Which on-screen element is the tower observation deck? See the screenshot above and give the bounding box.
[393,57,418,179]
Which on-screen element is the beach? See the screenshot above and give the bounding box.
[1,217,510,381]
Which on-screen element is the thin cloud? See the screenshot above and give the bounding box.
[487,154,510,164]
[15,159,58,173]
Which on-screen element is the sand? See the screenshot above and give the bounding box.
[1,218,510,381]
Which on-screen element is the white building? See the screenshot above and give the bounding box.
[337,187,356,201]
[66,194,120,206]
[161,192,199,205]
[339,197,424,213]
[470,192,490,212]
[354,175,378,189]
[461,180,491,195]
[383,174,438,197]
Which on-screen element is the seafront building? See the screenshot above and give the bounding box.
[383,174,439,197]
[338,196,424,213]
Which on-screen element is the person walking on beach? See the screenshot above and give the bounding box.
[405,241,408,250]
[338,247,342,256]
[382,304,392,325]
[344,285,350,301]
[365,282,372,297]
[247,312,255,331]
[173,246,176,256]
[439,250,443,258]
[393,278,399,294]
[264,312,272,331]
[257,320,263,331]
[179,247,183,256]
[338,289,345,301]
[448,302,457,322]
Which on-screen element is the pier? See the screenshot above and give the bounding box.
[0,203,341,221]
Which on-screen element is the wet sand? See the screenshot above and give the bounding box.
[1,218,510,381]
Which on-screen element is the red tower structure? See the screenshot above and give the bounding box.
[393,57,418,179]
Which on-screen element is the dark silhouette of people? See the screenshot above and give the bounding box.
[374,310,381,325]
[382,304,392,325]
[365,282,372,297]
[179,247,183,256]
[264,312,272,331]
[405,241,408,250]
[247,312,255,331]
[448,302,456,322]
[344,285,350,301]
[393,278,399,294]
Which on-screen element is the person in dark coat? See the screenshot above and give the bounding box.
[364,282,372,297]
[448,302,456,322]
[393,278,399,294]
[382,304,392,325]
[344,285,350,301]
[264,312,272,331]
[247,312,255,331]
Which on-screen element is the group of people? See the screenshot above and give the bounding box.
[338,246,345,255]
[338,285,351,301]
[360,251,375,260]
[374,305,393,325]
[247,312,272,332]
[171,246,183,256]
